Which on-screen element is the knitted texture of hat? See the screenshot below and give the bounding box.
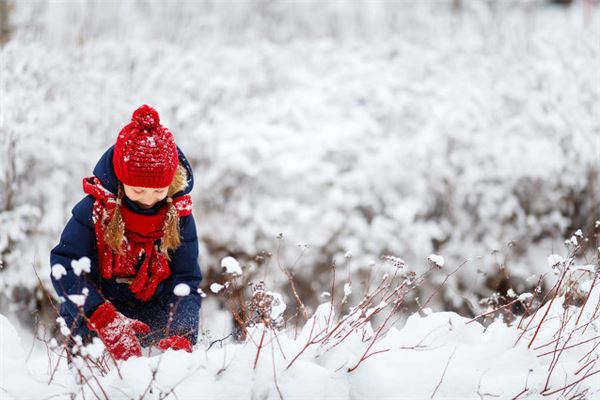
[113,104,178,188]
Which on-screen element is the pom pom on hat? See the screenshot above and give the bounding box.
[112,104,178,188]
[132,104,160,129]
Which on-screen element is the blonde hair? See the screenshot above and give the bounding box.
[104,162,189,261]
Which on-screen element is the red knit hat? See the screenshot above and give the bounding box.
[112,104,178,188]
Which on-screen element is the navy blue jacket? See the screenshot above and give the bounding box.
[50,145,202,345]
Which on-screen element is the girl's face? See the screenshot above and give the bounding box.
[123,184,169,209]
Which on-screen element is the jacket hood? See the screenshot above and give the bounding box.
[92,144,194,213]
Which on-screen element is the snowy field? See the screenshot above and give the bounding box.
[2,250,600,399]
[1,1,599,399]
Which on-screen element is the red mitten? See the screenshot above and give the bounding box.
[87,302,150,361]
[158,335,192,353]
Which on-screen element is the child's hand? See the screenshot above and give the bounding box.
[158,335,193,353]
[87,301,150,361]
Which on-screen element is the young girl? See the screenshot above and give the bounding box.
[50,104,202,361]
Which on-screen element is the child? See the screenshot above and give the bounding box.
[50,104,202,361]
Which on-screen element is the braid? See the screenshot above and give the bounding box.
[159,163,188,259]
[160,199,181,261]
[104,183,126,255]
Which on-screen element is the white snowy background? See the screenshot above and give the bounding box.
[1,1,599,399]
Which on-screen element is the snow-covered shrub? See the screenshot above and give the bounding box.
[1,232,599,399]
[1,1,598,321]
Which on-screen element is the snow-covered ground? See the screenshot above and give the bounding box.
[1,2,599,398]
[2,264,599,399]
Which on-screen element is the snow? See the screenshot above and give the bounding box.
[570,264,596,273]
[173,283,191,297]
[0,315,64,399]
[220,256,242,275]
[1,1,599,399]
[547,254,564,267]
[80,338,105,359]
[518,293,533,302]
[427,254,445,267]
[381,256,405,269]
[267,291,286,321]
[210,282,225,294]
[67,294,86,307]
[341,282,352,304]
[343,282,351,296]
[569,235,579,246]
[365,300,388,319]
[55,317,70,336]
[51,263,67,280]
[70,256,91,276]
[2,276,600,399]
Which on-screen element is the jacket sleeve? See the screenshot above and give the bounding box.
[49,196,105,321]
[163,212,203,344]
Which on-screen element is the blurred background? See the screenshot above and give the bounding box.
[0,0,599,339]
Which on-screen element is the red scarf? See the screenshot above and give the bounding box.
[82,176,193,301]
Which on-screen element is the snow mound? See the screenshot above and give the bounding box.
[2,276,598,399]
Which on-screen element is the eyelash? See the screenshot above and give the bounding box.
[133,189,165,194]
